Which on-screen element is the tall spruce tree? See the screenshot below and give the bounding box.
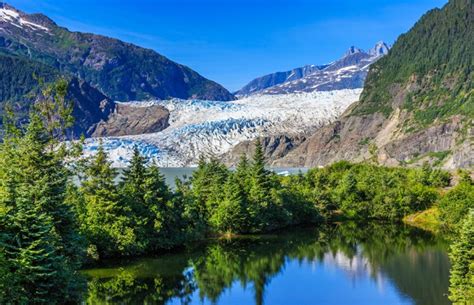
[0,84,85,303]
[80,144,137,257]
[210,173,247,234]
[1,201,81,304]
[119,146,149,253]
[236,154,252,197]
[191,157,228,226]
[248,140,273,231]
[16,114,84,267]
[250,139,272,202]
[144,163,185,248]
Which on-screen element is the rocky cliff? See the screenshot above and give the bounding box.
[92,104,169,137]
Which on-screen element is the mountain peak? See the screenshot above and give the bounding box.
[0,2,51,31]
[344,46,364,57]
[369,41,390,57]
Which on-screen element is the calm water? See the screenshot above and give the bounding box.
[82,222,451,305]
[116,167,308,188]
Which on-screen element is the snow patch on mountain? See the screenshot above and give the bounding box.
[82,89,362,167]
[237,42,391,96]
[0,6,49,32]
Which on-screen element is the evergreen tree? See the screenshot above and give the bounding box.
[236,154,252,197]
[210,173,247,234]
[248,140,273,231]
[448,211,474,304]
[143,163,184,249]
[121,146,147,205]
[175,176,207,241]
[0,201,82,304]
[16,114,85,267]
[191,157,228,226]
[250,139,272,201]
[119,146,149,253]
[80,144,136,258]
[0,81,85,303]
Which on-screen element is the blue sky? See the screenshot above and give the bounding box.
[8,0,447,91]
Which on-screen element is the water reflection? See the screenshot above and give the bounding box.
[82,222,451,305]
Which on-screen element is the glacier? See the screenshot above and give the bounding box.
[82,89,362,167]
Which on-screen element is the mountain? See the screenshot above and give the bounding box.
[0,3,234,101]
[236,42,390,96]
[0,52,170,138]
[0,52,112,136]
[273,0,473,169]
[235,64,328,96]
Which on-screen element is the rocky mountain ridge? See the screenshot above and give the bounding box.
[236,41,390,96]
[0,3,234,101]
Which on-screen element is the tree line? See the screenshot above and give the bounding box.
[0,81,472,304]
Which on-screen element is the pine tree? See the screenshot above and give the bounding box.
[250,139,272,202]
[448,211,474,304]
[121,146,147,206]
[16,114,84,266]
[248,140,273,231]
[191,157,228,225]
[210,173,247,234]
[0,195,82,304]
[175,176,207,241]
[119,146,149,253]
[144,164,184,248]
[236,154,251,197]
[80,143,136,257]
[0,80,85,302]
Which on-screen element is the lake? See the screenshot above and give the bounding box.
[82,222,451,305]
[115,167,309,188]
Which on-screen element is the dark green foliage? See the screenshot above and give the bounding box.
[120,147,186,250]
[439,175,474,230]
[0,53,58,105]
[209,173,248,233]
[78,144,138,258]
[1,201,81,304]
[189,141,318,235]
[0,79,469,303]
[448,211,474,303]
[353,0,473,128]
[300,161,444,220]
[0,81,85,303]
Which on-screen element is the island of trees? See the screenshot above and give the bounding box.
[0,81,472,304]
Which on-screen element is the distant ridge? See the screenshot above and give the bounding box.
[235,41,390,96]
[0,3,235,102]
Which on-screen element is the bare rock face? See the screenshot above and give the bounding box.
[272,109,473,170]
[271,113,382,167]
[92,104,170,137]
[221,135,307,166]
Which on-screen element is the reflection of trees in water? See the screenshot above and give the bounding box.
[83,255,197,305]
[84,223,450,305]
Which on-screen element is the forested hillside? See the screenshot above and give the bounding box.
[354,0,473,126]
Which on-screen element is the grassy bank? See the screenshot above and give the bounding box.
[403,207,442,233]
